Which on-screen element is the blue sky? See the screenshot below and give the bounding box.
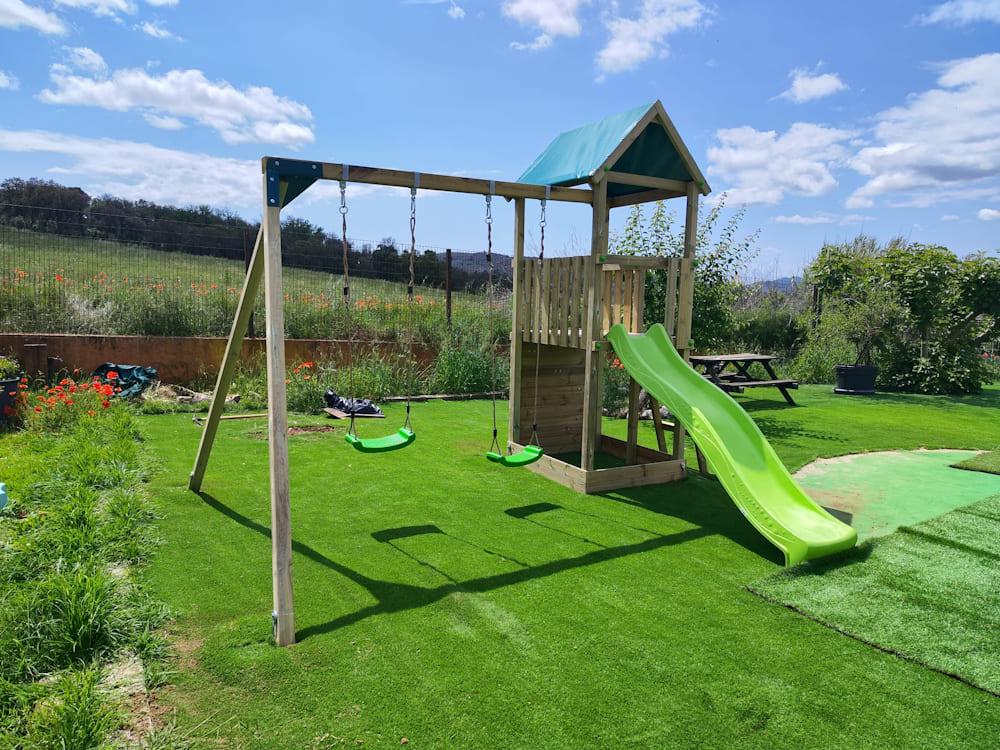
[1,0,998,276]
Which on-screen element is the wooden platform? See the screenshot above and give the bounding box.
[512,435,686,494]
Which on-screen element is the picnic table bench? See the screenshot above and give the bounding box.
[689,353,798,406]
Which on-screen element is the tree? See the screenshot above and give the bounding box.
[610,193,759,349]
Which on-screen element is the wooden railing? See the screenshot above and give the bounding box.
[521,256,587,347]
[518,254,686,348]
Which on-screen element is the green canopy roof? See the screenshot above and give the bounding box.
[517,101,709,199]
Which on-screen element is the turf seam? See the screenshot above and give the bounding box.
[745,584,1000,698]
[897,526,1000,563]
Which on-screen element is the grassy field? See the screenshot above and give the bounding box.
[0,228,503,342]
[139,384,1000,748]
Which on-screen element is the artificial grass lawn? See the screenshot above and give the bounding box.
[751,494,1000,695]
[953,449,1000,476]
[141,384,1000,748]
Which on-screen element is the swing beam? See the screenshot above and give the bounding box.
[188,100,707,647]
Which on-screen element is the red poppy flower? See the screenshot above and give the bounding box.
[18,384,27,390]
[101,400,110,409]
[107,371,119,380]
[34,406,42,413]
[6,392,14,397]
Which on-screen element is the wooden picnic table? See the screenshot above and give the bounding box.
[689,353,798,406]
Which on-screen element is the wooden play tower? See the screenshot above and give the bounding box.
[506,100,709,492]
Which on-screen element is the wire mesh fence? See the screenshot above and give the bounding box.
[0,203,513,345]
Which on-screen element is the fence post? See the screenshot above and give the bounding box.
[445,248,453,329]
[243,228,256,339]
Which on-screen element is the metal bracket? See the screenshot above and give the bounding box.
[264,158,322,208]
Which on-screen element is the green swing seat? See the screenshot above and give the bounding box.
[486,444,544,467]
[345,427,415,453]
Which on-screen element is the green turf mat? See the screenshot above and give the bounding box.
[794,449,1000,540]
[750,494,1000,695]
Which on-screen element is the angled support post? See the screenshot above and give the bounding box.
[189,229,264,491]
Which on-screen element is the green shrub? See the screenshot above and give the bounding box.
[736,307,805,355]
[0,356,19,379]
[430,340,507,395]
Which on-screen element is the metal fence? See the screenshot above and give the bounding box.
[0,203,513,345]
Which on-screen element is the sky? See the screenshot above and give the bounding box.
[1,0,999,277]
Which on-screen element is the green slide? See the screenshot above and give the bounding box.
[607,324,857,565]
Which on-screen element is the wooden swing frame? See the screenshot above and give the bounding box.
[188,101,707,646]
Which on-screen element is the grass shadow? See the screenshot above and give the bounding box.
[196,491,711,642]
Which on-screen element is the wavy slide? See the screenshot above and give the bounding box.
[607,324,857,565]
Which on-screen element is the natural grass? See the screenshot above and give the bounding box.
[952,449,1000,476]
[0,227,504,341]
[0,401,168,748]
[139,384,1000,748]
[750,494,1000,695]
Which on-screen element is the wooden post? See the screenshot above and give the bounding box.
[625,377,640,464]
[262,194,295,647]
[189,229,265,491]
[581,179,608,471]
[22,343,47,381]
[507,199,526,447]
[445,248,453,329]
[671,182,699,464]
[675,182,699,358]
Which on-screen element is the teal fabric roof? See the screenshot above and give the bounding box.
[517,101,706,198]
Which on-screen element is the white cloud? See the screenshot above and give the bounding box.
[940,214,961,221]
[920,0,1000,25]
[597,0,709,75]
[447,2,464,19]
[779,68,847,103]
[707,122,856,205]
[135,20,179,39]
[0,128,401,212]
[840,214,875,224]
[145,0,177,6]
[847,53,1000,208]
[511,33,553,51]
[504,0,588,51]
[0,129,260,208]
[0,70,19,90]
[64,46,108,73]
[978,207,1000,220]
[0,0,67,34]
[54,0,135,18]
[39,63,315,147]
[143,112,184,129]
[774,213,835,225]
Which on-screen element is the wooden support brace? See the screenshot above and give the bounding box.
[189,229,264,491]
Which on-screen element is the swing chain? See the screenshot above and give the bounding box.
[485,188,502,456]
[339,179,350,304]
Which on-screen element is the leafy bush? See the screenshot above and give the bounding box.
[736,307,805,355]
[603,357,631,413]
[804,238,1000,394]
[0,356,19,380]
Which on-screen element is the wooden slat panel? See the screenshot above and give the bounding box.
[615,270,625,327]
[538,260,552,344]
[602,270,612,334]
[522,259,533,341]
[575,256,585,347]
[623,270,634,331]
[633,268,645,332]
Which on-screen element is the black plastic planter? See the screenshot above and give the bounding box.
[0,377,18,421]
[834,365,878,395]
